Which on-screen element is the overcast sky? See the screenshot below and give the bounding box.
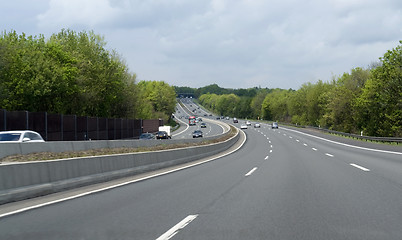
[1,0,401,89]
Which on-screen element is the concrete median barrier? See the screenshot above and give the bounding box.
[0,129,239,204]
[0,137,212,160]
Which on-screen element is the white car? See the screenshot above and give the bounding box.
[254,123,261,128]
[240,124,248,129]
[0,130,45,143]
[246,121,251,126]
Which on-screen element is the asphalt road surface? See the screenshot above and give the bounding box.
[1,122,401,240]
[173,100,226,139]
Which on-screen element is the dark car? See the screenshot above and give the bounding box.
[233,118,238,123]
[272,122,279,129]
[192,130,203,138]
[156,131,169,139]
[200,123,207,128]
[139,133,154,140]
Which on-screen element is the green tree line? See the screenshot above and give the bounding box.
[174,84,264,98]
[196,41,401,137]
[0,30,176,122]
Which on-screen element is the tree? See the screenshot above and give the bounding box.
[216,94,240,116]
[195,84,228,97]
[355,41,402,137]
[0,30,140,118]
[250,88,271,119]
[322,68,370,133]
[137,80,177,121]
[261,89,290,122]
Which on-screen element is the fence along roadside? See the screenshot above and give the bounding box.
[0,109,163,141]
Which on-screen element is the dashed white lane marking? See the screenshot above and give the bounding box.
[325,153,334,157]
[281,127,402,156]
[289,136,293,139]
[270,149,273,153]
[312,148,318,151]
[264,156,269,160]
[350,163,370,172]
[270,145,273,148]
[296,139,300,142]
[245,167,258,176]
[156,214,199,240]
[303,143,308,147]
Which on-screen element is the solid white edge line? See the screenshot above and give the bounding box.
[172,106,190,137]
[350,163,370,172]
[282,127,402,155]
[0,130,248,219]
[245,167,258,176]
[156,214,198,240]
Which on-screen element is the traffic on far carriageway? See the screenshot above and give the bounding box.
[0,99,235,163]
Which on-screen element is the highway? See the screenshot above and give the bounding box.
[173,99,227,139]
[1,114,402,239]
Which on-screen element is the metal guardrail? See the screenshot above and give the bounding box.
[276,122,401,144]
[307,126,402,144]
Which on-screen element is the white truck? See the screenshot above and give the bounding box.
[158,126,172,139]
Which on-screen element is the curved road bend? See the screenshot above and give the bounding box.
[1,122,402,239]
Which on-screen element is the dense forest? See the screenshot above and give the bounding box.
[183,41,402,137]
[0,30,176,122]
[1,30,400,137]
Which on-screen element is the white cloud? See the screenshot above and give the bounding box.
[37,0,121,29]
[3,0,400,89]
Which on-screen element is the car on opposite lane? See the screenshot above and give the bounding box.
[0,130,45,143]
[156,131,170,139]
[139,133,155,140]
[192,130,203,138]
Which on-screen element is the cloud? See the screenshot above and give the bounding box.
[31,0,402,89]
[37,0,121,29]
